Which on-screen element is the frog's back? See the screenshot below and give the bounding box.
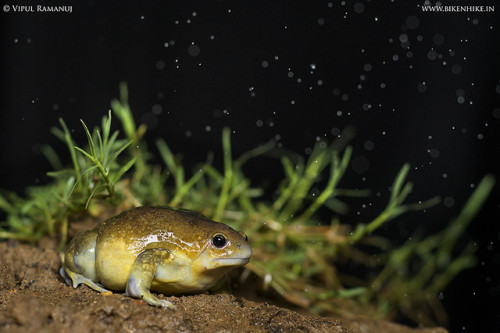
[95,206,219,290]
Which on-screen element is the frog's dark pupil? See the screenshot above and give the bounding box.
[212,234,226,248]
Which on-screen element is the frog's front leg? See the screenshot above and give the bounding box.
[126,248,177,309]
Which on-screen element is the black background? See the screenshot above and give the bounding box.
[1,1,499,331]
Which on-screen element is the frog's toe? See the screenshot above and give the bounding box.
[60,266,110,293]
[60,267,73,286]
[157,298,177,310]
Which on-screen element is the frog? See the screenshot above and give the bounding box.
[60,206,252,309]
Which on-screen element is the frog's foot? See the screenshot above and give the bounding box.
[125,248,177,310]
[60,266,110,293]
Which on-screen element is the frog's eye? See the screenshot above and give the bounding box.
[212,234,227,248]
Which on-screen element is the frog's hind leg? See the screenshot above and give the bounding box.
[61,229,111,293]
[126,248,176,309]
[60,266,110,293]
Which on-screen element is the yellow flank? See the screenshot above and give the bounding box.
[60,206,252,309]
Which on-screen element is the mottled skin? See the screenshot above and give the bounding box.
[60,206,252,309]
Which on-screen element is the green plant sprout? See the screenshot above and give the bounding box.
[0,83,495,327]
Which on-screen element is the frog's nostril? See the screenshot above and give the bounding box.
[237,243,241,249]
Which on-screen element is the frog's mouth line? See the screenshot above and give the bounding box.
[213,257,250,266]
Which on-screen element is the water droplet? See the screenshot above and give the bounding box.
[187,44,201,57]
[429,148,440,158]
[152,104,162,115]
[351,156,370,174]
[433,34,445,45]
[451,64,462,74]
[405,15,420,29]
[364,140,375,151]
[353,2,365,13]
[444,197,455,207]
[427,50,437,61]
[155,60,165,70]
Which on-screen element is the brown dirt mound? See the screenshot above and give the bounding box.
[0,241,447,333]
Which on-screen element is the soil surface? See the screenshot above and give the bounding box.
[0,239,448,333]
